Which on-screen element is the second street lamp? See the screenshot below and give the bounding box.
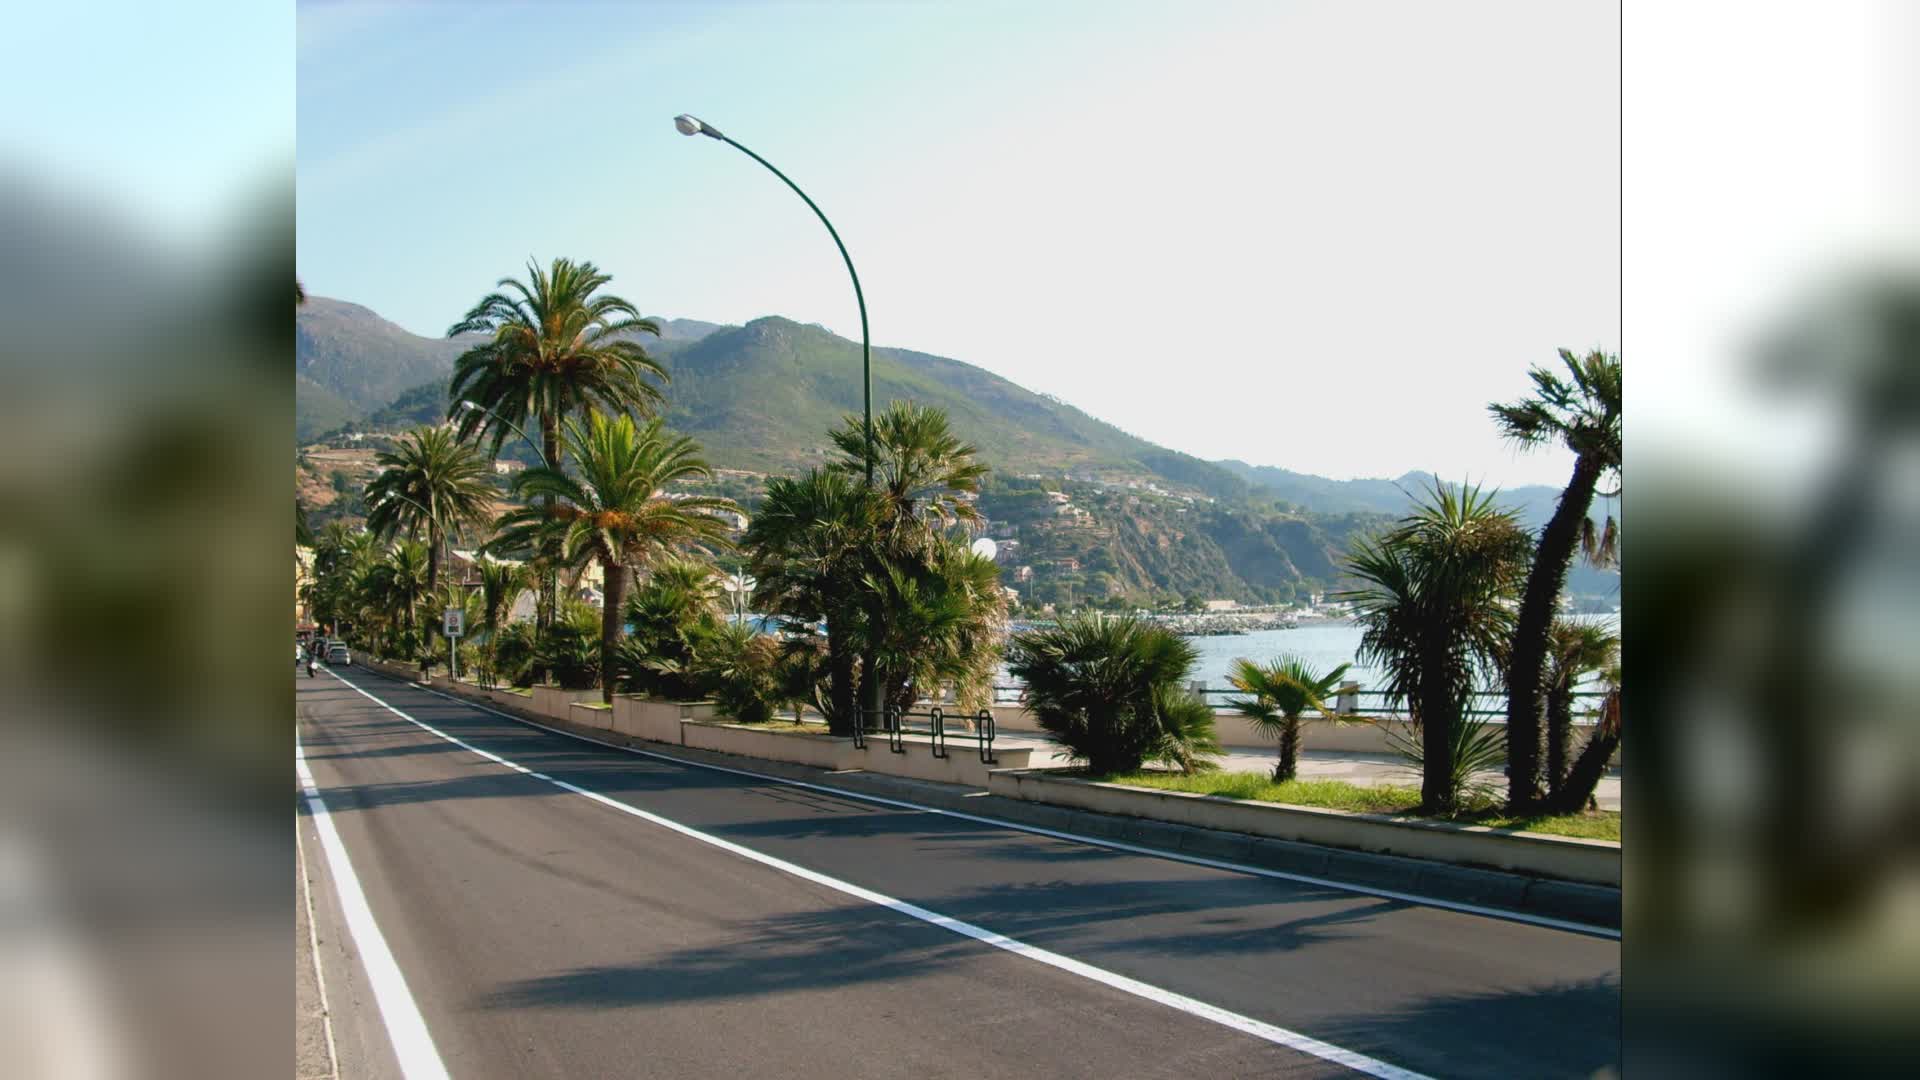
[676,112,883,735]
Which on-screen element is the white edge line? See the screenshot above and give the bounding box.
[296,737,451,1080]
[295,819,341,1080]
[379,671,1619,940]
[322,668,1435,1080]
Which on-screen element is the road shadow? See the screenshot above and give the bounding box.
[1313,975,1621,1079]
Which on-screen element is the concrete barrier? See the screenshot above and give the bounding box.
[986,768,1619,886]
[612,696,687,744]
[569,701,615,731]
[680,722,853,770]
[531,685,598,721]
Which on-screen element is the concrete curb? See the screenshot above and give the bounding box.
[382,668,1621,931]
[989,769,1620,888]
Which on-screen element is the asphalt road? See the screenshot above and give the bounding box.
[295,667,1620,1079]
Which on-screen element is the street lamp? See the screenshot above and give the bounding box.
[676,113,881,731]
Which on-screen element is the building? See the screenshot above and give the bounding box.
[1203,599,1239,612]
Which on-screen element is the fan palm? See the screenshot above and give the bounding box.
[363,425,494,596]
[491,411,738,703]
[615,557,727,701]
[860,537,1008,716]
[1544,659,1621,815]
[1543,619,1620,794]
[828,400,987,542]
[1341,481,1531,814]
[1489,348,1622,810]
[447,257,668,625]
[741,468,884,734]
[1007,613,1219,775]
[1226,655,1352,782]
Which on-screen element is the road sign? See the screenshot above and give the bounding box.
[444,608,464,637]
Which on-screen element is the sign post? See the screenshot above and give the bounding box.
[444,607,463,679]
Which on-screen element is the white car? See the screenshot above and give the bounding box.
[326,644,351,665]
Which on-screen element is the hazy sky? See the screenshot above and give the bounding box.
[298,1,1618,487]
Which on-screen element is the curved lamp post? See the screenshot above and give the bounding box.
[676,112,882,732]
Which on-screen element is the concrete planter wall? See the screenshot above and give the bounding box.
[569,701,615,731]
[612,697,685,744]
[987,769,1620,886]
[681,722,852,770]
[531,685,599,721]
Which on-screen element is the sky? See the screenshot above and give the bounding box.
[297,0,1618,488]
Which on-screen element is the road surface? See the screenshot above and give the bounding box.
[295,667,1619,1079]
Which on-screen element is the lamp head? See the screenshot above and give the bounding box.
[674,114,704,136]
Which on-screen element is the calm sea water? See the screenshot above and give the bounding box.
[993,614,1619,694]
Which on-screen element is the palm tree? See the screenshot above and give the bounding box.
[742,468,884,734]
[827,401,987,541]
[860,536,1009,716]
[825,401,991,723]
[1543,658,1620,815]
[362,539,431,665]
[1007,613,1220,776]
[1226,655,1352,782]
[472,557,530,686]
[1341,482,1532,814]
[491,411,738,703]
[364,425,495,597]
[447,258,668,626]
[1489,348,1622,810]
[1542,619,1620,793]
[616,557,727,701]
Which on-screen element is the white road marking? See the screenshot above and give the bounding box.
[397,673,1619,939]
[321,668,1434,1080]
[296,738,451,1080]
[295,822,341,1080]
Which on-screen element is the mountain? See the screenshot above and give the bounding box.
[1217,460,1619,603]
[296,298,1251,498]
[295,298,478,440]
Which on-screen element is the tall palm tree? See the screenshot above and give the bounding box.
[1543,619,1620,794]
[491,412,737,703]
[1489,348,1622,810]
[742,468,884,734]
[447,257,668,625]
[826,401,990,723]
[1342,482,1532,814]
[1226,655,1352,782]
[363,425,495,597]
[362,539,431,663]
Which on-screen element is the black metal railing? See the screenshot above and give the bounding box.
[990,683,1608,721]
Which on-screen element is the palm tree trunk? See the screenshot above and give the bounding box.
[826,630,856,737]
[1505,455,1603,811]
[599,558,628,705]
[540,414,562,632]
[424,521,440,678]
[1544,689,1618,815]
[1419,691,1456,815]
[1276,716,1300,783]
[1545,681,1575,793]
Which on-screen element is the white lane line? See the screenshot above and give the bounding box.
[295,822,341,1080]
[381,672,1619,940]
[323,668,1432,1080]
[296,737,451,1080]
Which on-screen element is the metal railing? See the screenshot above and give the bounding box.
[989,683,1608,722]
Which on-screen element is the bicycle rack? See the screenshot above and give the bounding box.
[929,706,947,759]
[851,708,867,751]
[887,707,905,754]
[976,708,997,765]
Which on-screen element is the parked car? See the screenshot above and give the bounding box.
[327,643,351,665]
